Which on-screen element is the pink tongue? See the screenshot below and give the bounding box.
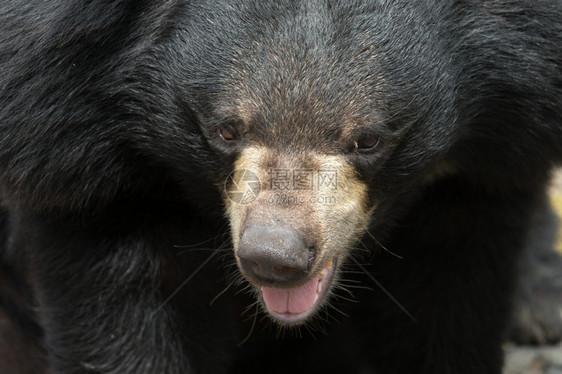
[262,275,320,315]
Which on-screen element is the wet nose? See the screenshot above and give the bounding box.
[237,226,312,285]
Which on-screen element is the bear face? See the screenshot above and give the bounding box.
[172,2,460,325]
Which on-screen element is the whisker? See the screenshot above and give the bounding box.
[242,299,261,316]
[337,278,367,285]
[173,235,223,249]
[349,256,416,322]
[338,270,368,275]
[176,247,222,255]
[209,281,233,306]
[337,283,375,292]
[319,308,335,326]
[235,282,255,296]
[334,284,356,298]
[353,241,372,254]
[331,294,358,304]
[327,304,349,318]
[365,230,403,260]
[152,247,220,315]
[303,322,320,338]
[238,302,260,346]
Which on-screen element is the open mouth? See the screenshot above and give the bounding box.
[259,259,337,325]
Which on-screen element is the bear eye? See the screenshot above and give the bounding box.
[218,125,238,142]
[354,136,379,153]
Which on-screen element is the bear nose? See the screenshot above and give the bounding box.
[237,226,312,286]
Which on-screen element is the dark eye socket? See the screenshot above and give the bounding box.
[354,136,380,153]
[218,125,238,142]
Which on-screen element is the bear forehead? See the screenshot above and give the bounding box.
[174,0,457,154]
[190,21,387,148]
[177,1,452,143]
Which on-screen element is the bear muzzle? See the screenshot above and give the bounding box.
[237,225,313,285]
[237,225,337,325]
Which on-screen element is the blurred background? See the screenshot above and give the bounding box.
[504,169,562,374]
[552,170,562,254]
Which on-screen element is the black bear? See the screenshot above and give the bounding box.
[0,1,561,373]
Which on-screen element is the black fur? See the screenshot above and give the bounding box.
[0,1,561,373]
